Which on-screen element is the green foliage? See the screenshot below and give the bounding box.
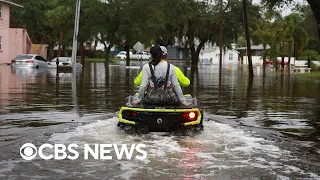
[252,9,310,64]
[310,62,319,72]
[262,0,295,9]
[8,0,319,74]
[262,0,320,40]
[294,4,320,54]
[10,0,54,43]
[299,50,320,60]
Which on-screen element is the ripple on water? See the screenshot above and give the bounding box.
[40,116,319,179]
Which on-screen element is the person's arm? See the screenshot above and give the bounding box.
[134,65,149,103]
[174,66,190,87]
[171,66,186,104]
[134,71,143,86]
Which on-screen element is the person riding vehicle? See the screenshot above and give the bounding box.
[131,45,191,107]
[134,46,190,88]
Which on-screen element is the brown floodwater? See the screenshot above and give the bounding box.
[0,62,319,179]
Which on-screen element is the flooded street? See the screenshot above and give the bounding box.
[0,62,319,179]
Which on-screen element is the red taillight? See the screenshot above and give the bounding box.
[183,111,198,121]
[123,111,137,118]
[26,60,34,63]
[11,60,16,63]
[124,111,131,117]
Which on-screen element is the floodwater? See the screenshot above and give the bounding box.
[0,62,319,179]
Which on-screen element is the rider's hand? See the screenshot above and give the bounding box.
[132,100,140,105]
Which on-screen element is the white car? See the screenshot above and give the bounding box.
[116,51,133,60]
[131,51,151,60]
[11,54,48,69]
[48,57,83,70]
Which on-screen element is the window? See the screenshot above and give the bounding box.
[35,56,46,62]
[0,5,2,19]
[229,53,233,60]
[0,36,2,51]
[15,55,33,60]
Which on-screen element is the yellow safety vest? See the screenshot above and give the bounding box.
[134,65,190,87]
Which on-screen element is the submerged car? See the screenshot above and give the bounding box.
[11,54,48,69]
[117,94,203,133]
[48,57,83,70]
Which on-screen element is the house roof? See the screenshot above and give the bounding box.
[0,0,23,8]
[236,44,270,50]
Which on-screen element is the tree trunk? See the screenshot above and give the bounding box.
[125,40,131,66]
[80,42,85,66]
[61,43,65,57]
[281,56,284,72]
[280,43,285,73]
[243,0,253,78]
[93,38,98,58]
[184,43,190,66]
[262,44,266,76]
[104,47,110,66]
[288,41,293,73]
[191,52,198,66]
[189,38,205,66]
[288,56,291,73]
[103,43,113,66]
[307,0,320,38]
[58,32,63,57]
[48,43,54,61]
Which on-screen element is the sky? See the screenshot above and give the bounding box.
[252,0,308,16]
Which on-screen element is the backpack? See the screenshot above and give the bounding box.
[149,62,170,89]
[141,62,180,107]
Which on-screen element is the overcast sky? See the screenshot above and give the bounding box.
[252,0,308,16]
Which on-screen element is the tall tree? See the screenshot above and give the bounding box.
[243,0,253,78]
[117,0,165,66]
[263,0,320,38]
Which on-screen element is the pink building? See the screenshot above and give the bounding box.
[0,0,32,64]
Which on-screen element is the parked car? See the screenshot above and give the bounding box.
[131,51,151,60]
[47,57,83,70]
[116,51,133,60]
[11,54,48,69]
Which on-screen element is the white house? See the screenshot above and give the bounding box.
[199,43,239,65]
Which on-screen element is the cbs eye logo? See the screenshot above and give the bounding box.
[20,143,37,160]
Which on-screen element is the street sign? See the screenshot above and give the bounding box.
[133,41,144,52]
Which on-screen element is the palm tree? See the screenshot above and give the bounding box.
[284,14,309,72]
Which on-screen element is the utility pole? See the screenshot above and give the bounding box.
[71,0,81,72]
[71,0,81,114]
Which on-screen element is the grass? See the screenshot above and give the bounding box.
[84,58,105,62]
[296,72,320,80]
